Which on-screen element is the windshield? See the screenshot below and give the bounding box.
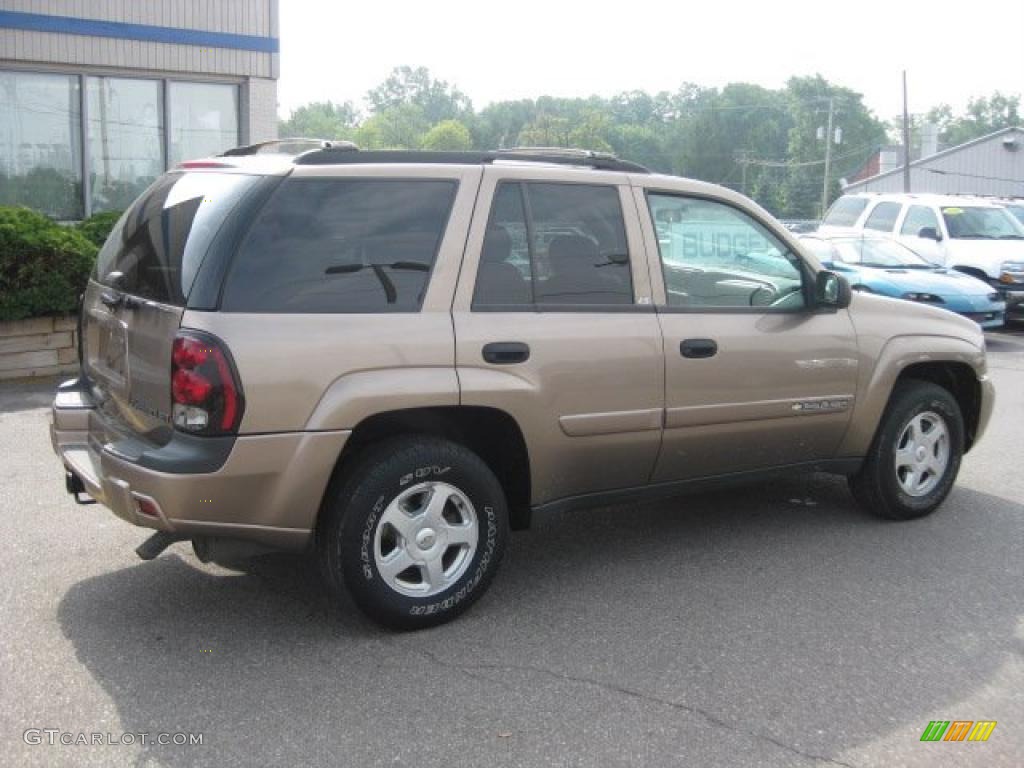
[831,238,932,268]
[1005,205,1024,225]
[940,206,1024,240]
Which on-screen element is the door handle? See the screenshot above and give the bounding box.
[482,342,530,365]
[680,338,718,359]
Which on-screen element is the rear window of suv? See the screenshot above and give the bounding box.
[863,202,901,232]
[221,178,457,313]
[822,196,868,227]
[95,171,260,305]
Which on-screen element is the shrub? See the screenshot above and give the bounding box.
[0,207,98,322]
[77,210,123,247]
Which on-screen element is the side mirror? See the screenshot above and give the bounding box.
[814,270,851,310]
[918,226,942,241]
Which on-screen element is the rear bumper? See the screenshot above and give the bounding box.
[51,378,349,551]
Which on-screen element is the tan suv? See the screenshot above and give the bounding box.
[51,146,995,629]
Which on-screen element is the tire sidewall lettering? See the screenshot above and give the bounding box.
[408,504,498,617]
[360,494,387,581]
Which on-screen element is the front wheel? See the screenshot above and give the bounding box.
[318,436,509,629]
[849,381,964,520]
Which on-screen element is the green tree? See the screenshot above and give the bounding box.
[927,92,1021,147]
[279,67,907,218]
[517,114,573,147]
[475,99,537,149]
[355,104,430,149]
[780,75,886,217]
[279,101,358,140]
[421,120,473,151]
[367,66,472,124]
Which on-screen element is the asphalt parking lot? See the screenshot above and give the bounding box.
[1,331,1022,768]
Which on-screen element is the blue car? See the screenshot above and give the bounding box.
[801,234,1006,329]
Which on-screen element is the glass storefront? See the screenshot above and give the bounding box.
[168,82,238,167]
[87,77,164,213]
[0,70,238,219]
[0,71,83,219]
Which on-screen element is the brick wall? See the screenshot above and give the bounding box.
[0,316,79,381]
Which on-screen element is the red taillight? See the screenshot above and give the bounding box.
[172,368,213,404]
[172,338,209,368]
[170,332,244,435]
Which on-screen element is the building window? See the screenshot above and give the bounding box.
[0,71,83,219]
[168,82,239,167]
[87,77,164,213]
[0,70,240,220]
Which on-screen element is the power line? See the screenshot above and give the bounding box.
[924,168,1024,184]
[738,143,877,169]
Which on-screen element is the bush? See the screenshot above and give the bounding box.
[77,210,123,247]
[0,207,98,322]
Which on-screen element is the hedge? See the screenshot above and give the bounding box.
[77,210,123,248]
[0,207,98,322]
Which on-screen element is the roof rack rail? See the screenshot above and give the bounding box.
[495,146,619,160]
[292,148,650,173]
[220,138,358,157]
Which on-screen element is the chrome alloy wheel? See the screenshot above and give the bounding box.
[893,411,950,497]
[373,481,479,597]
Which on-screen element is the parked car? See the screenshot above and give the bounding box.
[820,193,1024,324]
[800,233,1006,329]
[52,147,994,629]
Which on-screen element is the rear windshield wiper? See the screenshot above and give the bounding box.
[324,261,430,304]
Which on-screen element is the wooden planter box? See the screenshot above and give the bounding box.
[0,315,79,381]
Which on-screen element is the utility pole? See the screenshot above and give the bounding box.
[820,96,835,219]
[902,70,912,192]
[735,149,752,195]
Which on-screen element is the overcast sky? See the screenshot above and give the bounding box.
[277,0,1023,123]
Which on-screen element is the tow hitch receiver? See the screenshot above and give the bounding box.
[65,472,96,505]
[135,531,189,561]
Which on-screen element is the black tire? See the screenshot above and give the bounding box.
[318,436,508,630]
[849,380,964,520]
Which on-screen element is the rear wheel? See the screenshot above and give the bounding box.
[849,381,964,520]
[318,436,508,629]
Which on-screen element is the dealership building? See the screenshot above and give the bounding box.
[0,1,279,220]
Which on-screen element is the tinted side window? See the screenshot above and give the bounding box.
[863,202,901,232]
[473,184,533,307]
[648,194,805,310]
[900,205,939,235]
[473,182,633,308]
[96,171,258,305]
[222,179,456,313]
[822,196,868,226]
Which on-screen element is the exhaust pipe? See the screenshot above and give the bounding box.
[135,531,188,560]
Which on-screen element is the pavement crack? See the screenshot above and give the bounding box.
[415,649,857,768]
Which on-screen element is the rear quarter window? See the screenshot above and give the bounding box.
[221,178,457,313]
[822,197,868,227]
[863,202,902,232]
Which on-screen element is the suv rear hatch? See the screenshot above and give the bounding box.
[81,169,267,446]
